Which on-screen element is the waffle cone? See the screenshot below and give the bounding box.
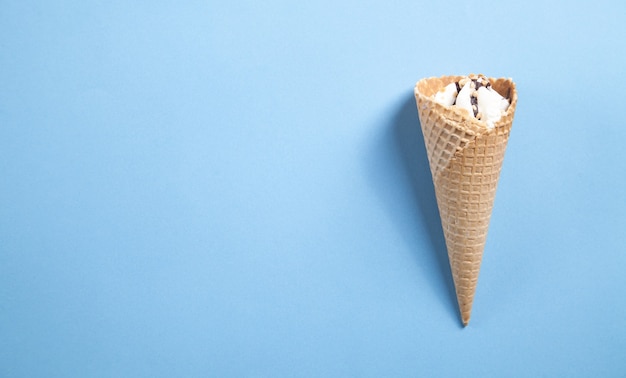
[414,75,517,326]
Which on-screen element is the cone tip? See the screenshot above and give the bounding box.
[462,315,470,327]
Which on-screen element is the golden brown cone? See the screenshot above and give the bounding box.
[414,75,518,326]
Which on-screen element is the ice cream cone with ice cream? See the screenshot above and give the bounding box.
[414,74,518,326]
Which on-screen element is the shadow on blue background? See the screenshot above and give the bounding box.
[370,93,461,327]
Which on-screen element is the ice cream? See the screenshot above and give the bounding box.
[432,74,510,129]
[414,74,518,326]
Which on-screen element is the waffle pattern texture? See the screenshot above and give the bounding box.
[414,75,518,326]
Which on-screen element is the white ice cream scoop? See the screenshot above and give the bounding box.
[433,82,458,107]
[432,75,510,129]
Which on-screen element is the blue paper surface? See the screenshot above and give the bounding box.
[1,1,625,376]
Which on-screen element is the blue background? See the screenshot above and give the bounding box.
[1,0,625,376]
